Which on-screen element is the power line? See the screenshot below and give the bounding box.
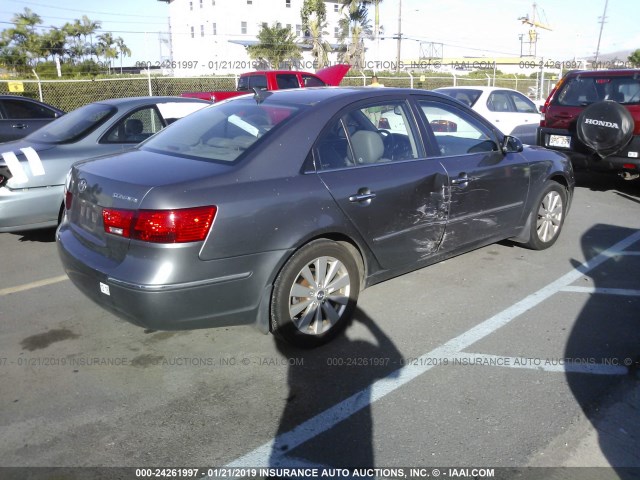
[5,0,168,19]
[0,11,168,25]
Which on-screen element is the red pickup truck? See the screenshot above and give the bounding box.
[181,64,350,102]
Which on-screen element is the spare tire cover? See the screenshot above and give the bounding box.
[576,100,634,158]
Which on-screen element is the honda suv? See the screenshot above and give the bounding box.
[537,69,640,180]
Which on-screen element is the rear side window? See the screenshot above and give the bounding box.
[487,91,513,112]
[436,89,481,107]
[509,91,538,113]
[555,76,640,106]
[302,75,326,87]
[1,99,58,119]
[314,101,420,170]
[276,74,300,89]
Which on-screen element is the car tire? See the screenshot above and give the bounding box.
[270,239,360,348]
[523,181,567,250]
[576,100,634,158]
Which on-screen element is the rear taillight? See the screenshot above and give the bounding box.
[103,208,135,237]
[64,190,73,210]
[64,172,73,210]
[102,206,216,243]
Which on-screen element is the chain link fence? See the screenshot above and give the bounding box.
[0,74,553,112]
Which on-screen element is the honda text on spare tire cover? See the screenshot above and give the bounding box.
[537,69,640,180]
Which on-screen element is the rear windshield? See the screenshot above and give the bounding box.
[27,103,116,144]
[141,98,304,163]
[555,75,640,106]
[435,89,482,107]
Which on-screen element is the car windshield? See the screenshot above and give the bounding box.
[26,103,116,144]
[436,89,482,107]
[555,75,640,106]
[141,98,304,162]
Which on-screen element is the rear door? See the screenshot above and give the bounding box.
[416,99,530,250]
[316,98,449,270]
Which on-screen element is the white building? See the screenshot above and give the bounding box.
[158,0,344,76]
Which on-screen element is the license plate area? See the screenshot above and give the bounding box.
[548,134,571,149]
[77,199,102,234]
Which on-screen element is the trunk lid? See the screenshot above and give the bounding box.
[67,149,231,253]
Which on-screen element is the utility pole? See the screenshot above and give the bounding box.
[594,0,608,65]
[396,0,402,72]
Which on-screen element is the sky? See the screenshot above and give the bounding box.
[1,0,639,68]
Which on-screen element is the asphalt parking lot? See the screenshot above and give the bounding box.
[1,171,639,477]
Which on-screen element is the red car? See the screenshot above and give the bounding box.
[537,69,640,180]
[181,64,350,102]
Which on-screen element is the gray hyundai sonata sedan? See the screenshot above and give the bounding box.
[57,87,575,347]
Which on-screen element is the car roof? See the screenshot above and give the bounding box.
[0,95,64,111]
[563,69,640,77]
[231,86,450,106]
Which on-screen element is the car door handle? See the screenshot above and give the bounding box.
[12,123,28,129]
[451,175,477,186]
[349,192,377,203]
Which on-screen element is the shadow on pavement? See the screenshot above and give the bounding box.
[269,308,403,470]
[565,224,640,478]
[11,227,57,243]
[574,170,640,199]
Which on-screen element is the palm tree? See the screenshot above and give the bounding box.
[63,21,83,63]
[301,0,332,68]
[247,22,302,69]
[115,37,131,74]
[39,27,67,69]
[338,0,371,68]
[96,32,117,72]
[8,8,43,67]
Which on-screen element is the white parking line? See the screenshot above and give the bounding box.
[561,286,640,297]
[224,229,640,469]
[0,275,68,296]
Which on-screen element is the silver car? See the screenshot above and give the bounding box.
[0,96,210,232]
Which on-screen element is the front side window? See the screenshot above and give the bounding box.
[1,99,58,119]
[302,75,326,87]
[141,99,303,163]
[419,101,497,156]
[102,107,164,144]
[314,101,420,170]
[27,103,116,144]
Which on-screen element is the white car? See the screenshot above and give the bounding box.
[434,86,541,144]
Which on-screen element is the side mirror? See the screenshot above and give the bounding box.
[501,135,523,154]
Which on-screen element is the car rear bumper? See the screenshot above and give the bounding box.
[538,128,640,172]
[56,223,290,331]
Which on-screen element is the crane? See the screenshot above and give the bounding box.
[518,2,552,57]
